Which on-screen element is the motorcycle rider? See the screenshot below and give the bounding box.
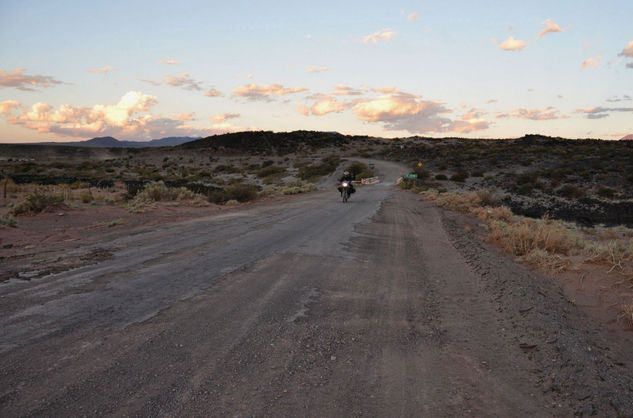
[337,170,356,196]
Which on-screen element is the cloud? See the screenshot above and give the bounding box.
[204,88,222,97]
[496,106,565,120]
[363,29,396,44]
[627,63,633,69]
[580,55,601,70]
[1,91,193,138]
[88,66,117,74]
[0,100,20,116]
[486,99,498,104]
[333,85,364,96]
[351,90,488,134]
[307,66,329,73]
[606,95,631,102]
[497,36,527,51]
[159,58,179,65]
[247,73,253,79]
[140,73,204,91]
[407,12,419,21]
[619,41,633,57]
[537,19,568,38]
[210,113,240,123]
[575,106,633,119]
[232,83,308,101]
[0,68,63,91]
[297,96,349,116]
[164,73,203,91]
[172,112,195,121]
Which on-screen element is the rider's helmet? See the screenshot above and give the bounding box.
[343,171,349,176]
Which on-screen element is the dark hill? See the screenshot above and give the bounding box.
[181,130,372,155]
[33,136,199,148]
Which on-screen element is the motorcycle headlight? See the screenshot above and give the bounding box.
[342,181,348,187]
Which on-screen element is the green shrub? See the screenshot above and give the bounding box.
[0,214,17,228]
[435,174,447,180]
[209,184,259,204]
[471,170,484,177]
[10,193,63,216]
[298,155,340,180]
[517,183,534,196]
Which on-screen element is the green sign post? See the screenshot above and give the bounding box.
[403,173,418,179]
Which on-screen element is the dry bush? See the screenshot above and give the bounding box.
[583,239,633,266]
[281,180,316,195]
[129,181,208,212]
[471,206,513,223]
[619,302,633,328]
[521,248,571,273]
[489,216,582,256]
[10,193,64,216]
[433,192,482,213]
[0,214,17,228]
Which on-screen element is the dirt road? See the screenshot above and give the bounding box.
[1,160,632,417]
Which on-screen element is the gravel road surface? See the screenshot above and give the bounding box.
[1,160,632,417]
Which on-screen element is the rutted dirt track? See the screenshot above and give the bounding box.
[1,161,632,417]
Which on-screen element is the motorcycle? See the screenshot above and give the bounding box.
[340,181,351,203]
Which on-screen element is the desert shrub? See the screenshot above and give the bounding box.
[209,184,259,204]
[450,170,469,182]
[517,183,534,195]
[516,171,538,185]
[431,192,482,213]
[521,248,571,273]
[583,239,633,265]
[298,155,340,180]
[347,161,375,180]
[10,193,63,216]
[596,186,615,199]
[412,166,431,180]
[214,164,241,174]
[256,165,286,178]
[0,214,17,228]
[80,192,94,203]
[472,206,513,223]
[475,190,500,207]
[129,181,208,211]
[281,180,317,195]
[489,216,581,256]
[557,184,585,199]
[471,170,485,177]
[262,160,274,167]
[435,174,447,180]
[620,302,633,328]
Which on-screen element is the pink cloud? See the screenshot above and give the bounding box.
[0,100,20,116]
[537,19,568,38]
[0,68,63,91]
[497,36,527,51]
[407,12,419,22]
[172,112,195,121]
[496,106,564,120]
[210,113,240,123]
[307,66,329,73]
[88,66,118,74]
[580,55,601,70]
[297,96,349,116]
[159,58,180,65]
[204,88,222,97]
[232,83,308,101]
[619,41,633,57]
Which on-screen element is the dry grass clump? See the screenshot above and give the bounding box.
[0,214,17,228]
[488,216,582,257]
[10,193,64,216]
[521,248,572,273]
[280,180,317,195]
[471,206,513,223]
[619,302,633,328]
[583,239,633,266]
[128,181,208,212]
[430,191,483,213]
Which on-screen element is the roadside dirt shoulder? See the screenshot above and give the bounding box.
[439,207,633,416]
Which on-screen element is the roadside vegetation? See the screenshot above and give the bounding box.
[417,188,633,328]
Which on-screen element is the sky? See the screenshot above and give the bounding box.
[0,0,632,143]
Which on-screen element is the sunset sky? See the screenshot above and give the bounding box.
[1,0,632,143]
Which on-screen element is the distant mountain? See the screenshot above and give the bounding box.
[620,134,633,141]
[37,136,200,148]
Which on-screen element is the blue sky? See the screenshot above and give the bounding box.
[0,0,631,142]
